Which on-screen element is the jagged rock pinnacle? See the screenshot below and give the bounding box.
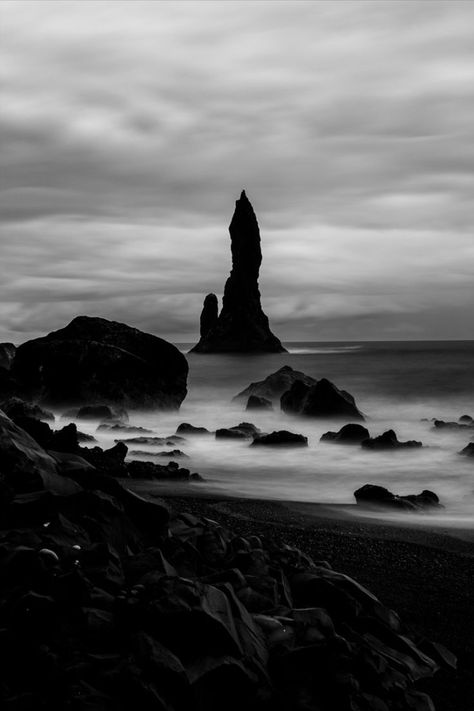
[191,192,286,353]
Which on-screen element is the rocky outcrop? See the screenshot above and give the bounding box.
[0,342,15,370]
[176,423,211,435]
[216,422,261,440]
[11,315,188,410]
[233,365,316,403]
[191,191,286,353]
[354,484,442,512]
[252,430,308,446]
[281,378,365,420]
[432,419,474,431]
[361,429,422,450]
[246,395,273,411]
[0,396,54,422]
[459,442,474,457]
[199,293,219,338]
[321,423,370,444]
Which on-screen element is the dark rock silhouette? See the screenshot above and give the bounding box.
[354,484,441,511]
[199,293,219,338]
[176,422,211,435]
[361,429,422,450]
[191,191,286,353]
[252,430,308,446]
[321,423,370,444]
[11,315,188,410]
[460,442,474,457]
[281,378,364,420]
[459,414,473,424]
[1,396,54,422]
[234,365,316,403]
[246,395,273,411]
[0,342,15,370]
[432,418,474,431]
[216,422,261,439]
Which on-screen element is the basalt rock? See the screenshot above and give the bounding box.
[246,395,273,411]
[361,429,422,450]
[321,423,370,444]
[281,378,365,420]
[199,293,219,338]
[191,191,286,353]
[233,365,316,403]
[354,484,441,511]
[12,315,188,410]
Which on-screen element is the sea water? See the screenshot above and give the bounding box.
[75,341,474,527]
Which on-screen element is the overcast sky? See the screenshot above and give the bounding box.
[1,0,473,344]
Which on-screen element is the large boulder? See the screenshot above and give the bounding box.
[0,396,54,422]
[361,429,422,450]
[190,191,286,353]
[321,423,370,444]
[0,410,80,495]
[281,378,364,420]
[252,430,308,447]
[233,365,316,403]
[354,484,441,512]
[12,316,188,410]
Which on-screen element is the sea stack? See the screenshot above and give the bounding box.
[191,191,286,353]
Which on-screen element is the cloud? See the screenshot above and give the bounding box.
[0,0,473,342]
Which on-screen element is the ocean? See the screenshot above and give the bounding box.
[82,341,474,527]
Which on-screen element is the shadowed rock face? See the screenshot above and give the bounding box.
[199,293,219,338]
[12,316,188,410]
[191,191,286,353]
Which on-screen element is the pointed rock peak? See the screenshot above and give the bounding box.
[240,189,247,200]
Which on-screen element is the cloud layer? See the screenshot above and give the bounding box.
[1,0,473,343]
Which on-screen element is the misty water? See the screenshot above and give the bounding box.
[73,341,474,528]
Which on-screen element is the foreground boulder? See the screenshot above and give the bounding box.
[233,365,316,403]
[354,484,442,512]
[361,429,422,450]
[321,423,370,444]
[12,315,188,409]
[0,396,54,422]
[281,378,364,420]
[252,430,308,446]
[190,191,286,353]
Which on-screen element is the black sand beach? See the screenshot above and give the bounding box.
[134,486,473,711]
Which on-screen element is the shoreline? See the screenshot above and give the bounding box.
[129,482,474,711]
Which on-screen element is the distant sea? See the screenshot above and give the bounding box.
[86,341,474,527]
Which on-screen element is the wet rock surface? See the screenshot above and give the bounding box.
[281,378,365,420]
[354,484,442,512]
[11,315,188,410]
[361,429,422,450]
[234,365,316,403]
[191,191,286,353]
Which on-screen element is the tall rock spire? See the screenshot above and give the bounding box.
[191,191,286,353]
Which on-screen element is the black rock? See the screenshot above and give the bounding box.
[115,435,184,446]
[233,365,316,403]
[127,460,194,481]
[12,315,188,410]
[0,342,15,370]
[281,378,365,420]
[76,431,97,444]
[129,449,189,458]
[361,429,422,450]
[246,395,273,411]
[190,191,286,353]
[459,414,473,424]
[96,423,153,434]
[459,442,474,457]
[79,442,129,477]
[433,419,474,431]
[252,430,308,446]
[216,428,249,439]
[321,423,370,444]
[354,484,441,511]
[176,422,211,435]
[199,293,219,338]
[73,404,128,421]
[1,396,54,422]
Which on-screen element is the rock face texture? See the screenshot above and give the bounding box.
[11,316,188,410]
[281,378,365,420]
[234,365,316,403]
[191,191,286,353]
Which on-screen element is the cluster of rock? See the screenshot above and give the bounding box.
[0,414,453,709]
[0,316,188,410]
[354,484,442,513]
[425,414,474,459]
[191,191,286,353]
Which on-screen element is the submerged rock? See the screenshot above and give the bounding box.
[129,449,189,458]
[432,419,474,431]
[12,315,188,410]
[354,484,441,511]
[281,378,365,420]
[361,429,422,450]
[246,395,273,411]
[233,365,316,403]
[252,430,308,446]
[321,423,370,444]
[190,191,286,353]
